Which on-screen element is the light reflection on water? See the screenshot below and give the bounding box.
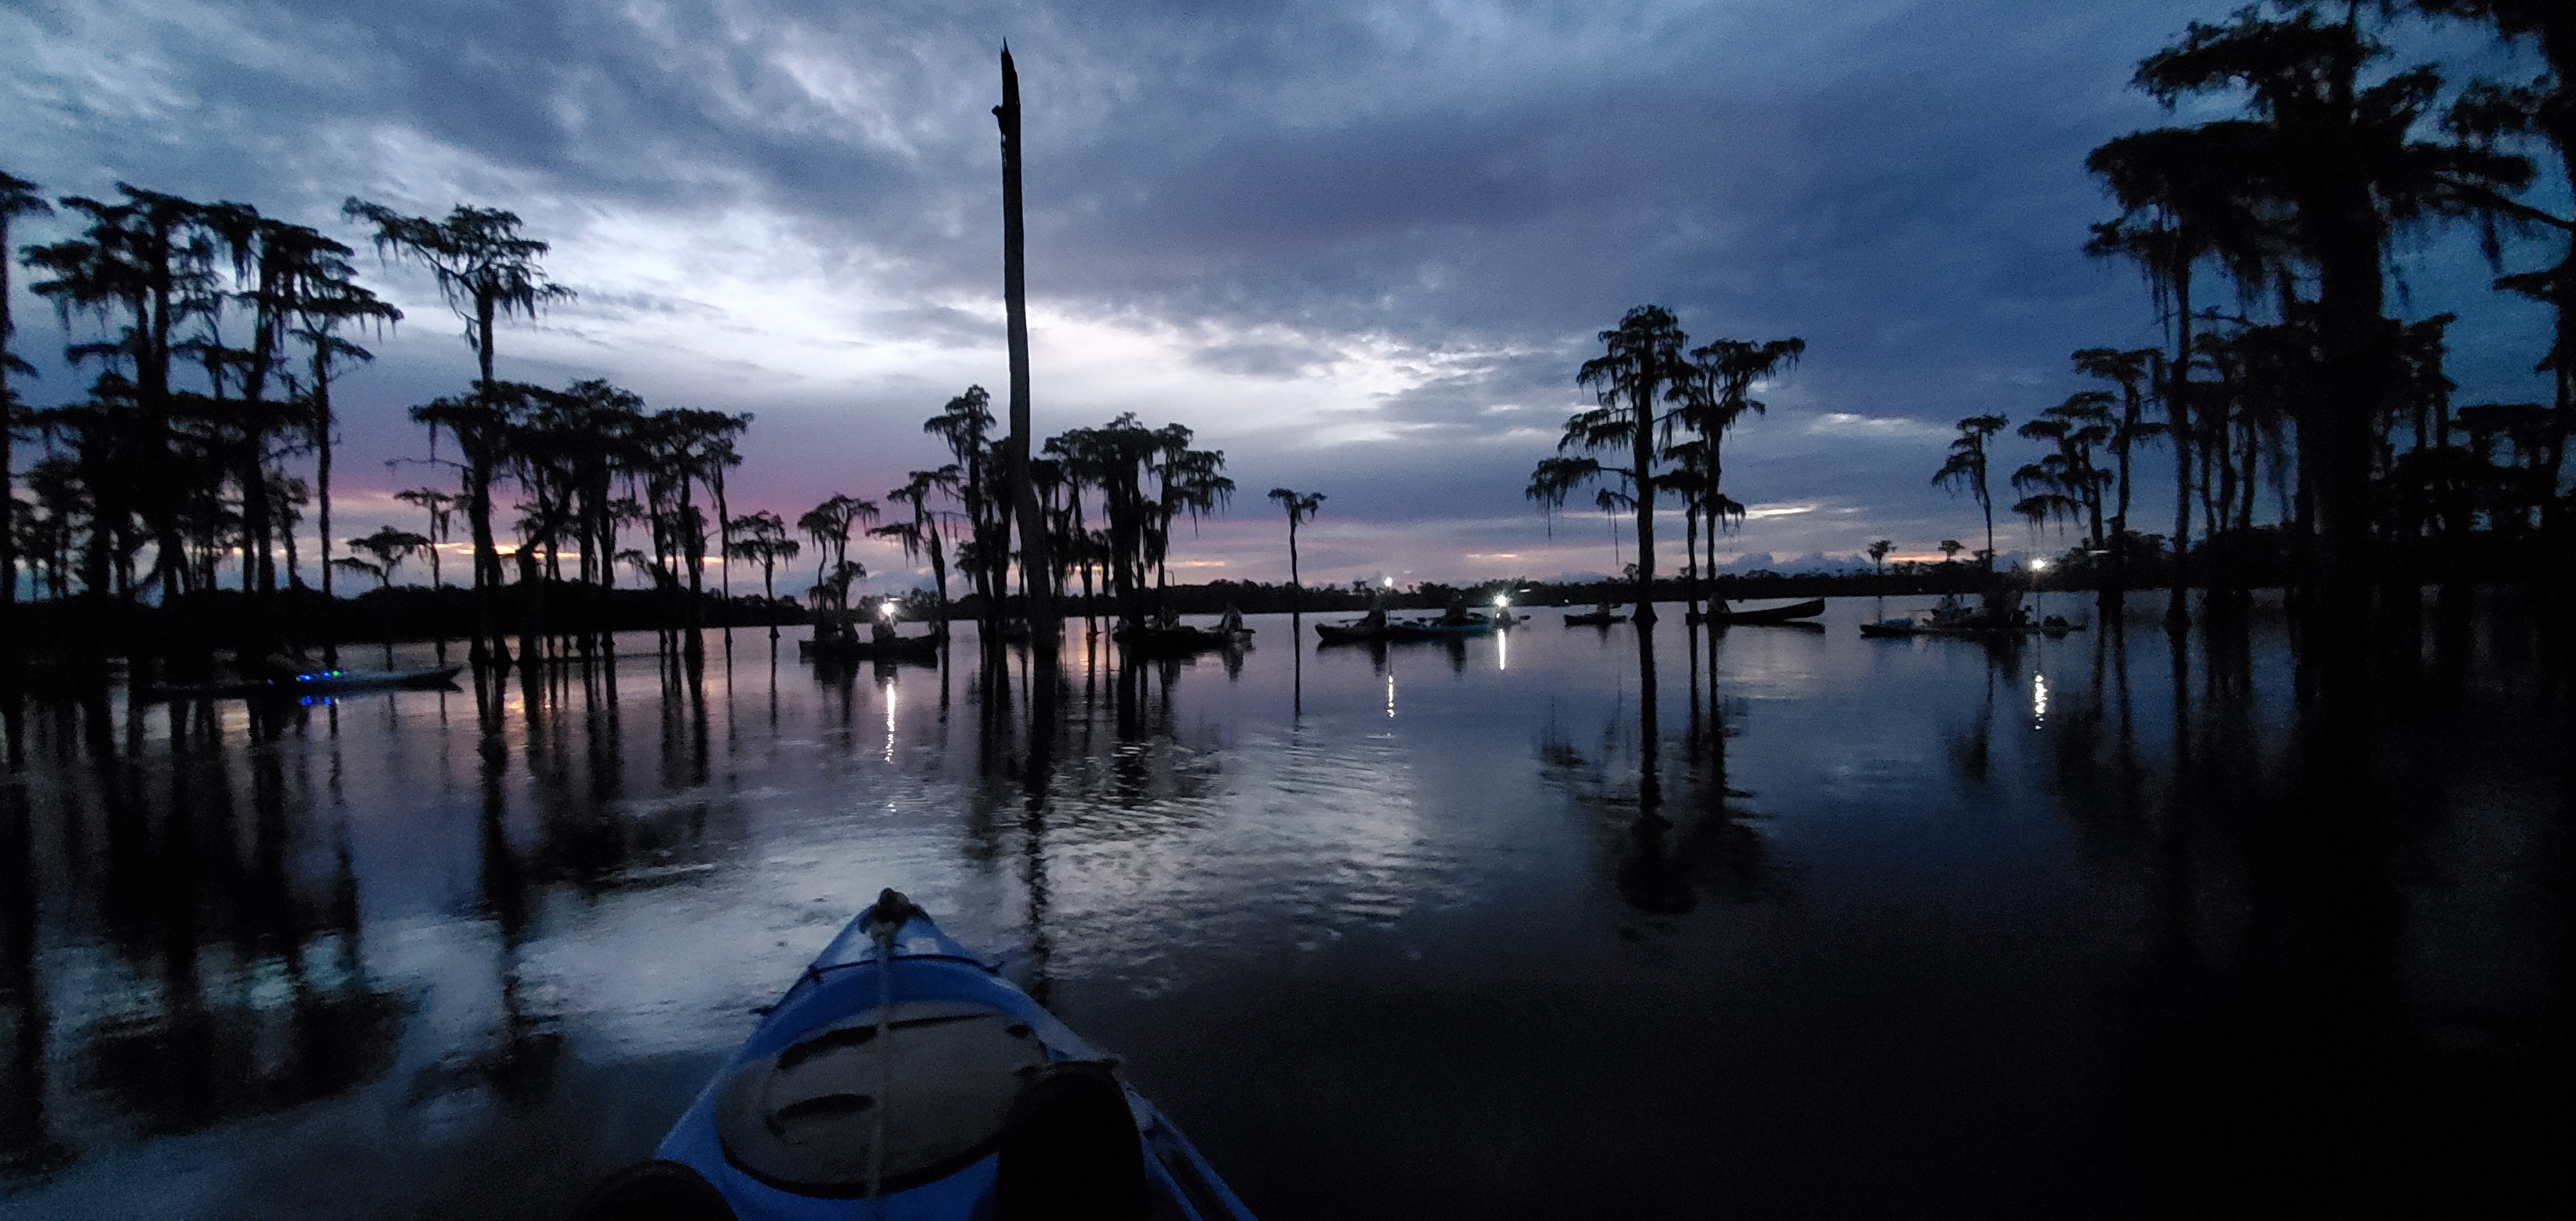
[1,594,2569,1218]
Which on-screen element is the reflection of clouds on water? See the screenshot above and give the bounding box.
[1038,728,1460,990]
[7,601,2572,1215]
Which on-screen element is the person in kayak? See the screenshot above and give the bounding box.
[1217,604,1244,634]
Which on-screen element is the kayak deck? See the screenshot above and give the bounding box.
[584,891,1256,1221]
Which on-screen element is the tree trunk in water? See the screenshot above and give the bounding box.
[2539,220,2575,634]
[0,214,16,669]
[1981,497,1994,582]
[932,533,951,643]
[467,459,503,672]
[2304,198,2386,707]
[998,48,1058,669]
[2168,270,2194,631]
[1287,516,1301,616]
[1631,408,1657,624]
[2105,421,2133,619]
[314,352,338,666]
[1683,496,1699,623]
[518,546,545,676]
[682,492,705,664]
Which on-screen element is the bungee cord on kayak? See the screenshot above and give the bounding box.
[867,896,897,1214]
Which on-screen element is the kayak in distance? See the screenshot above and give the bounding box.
[144,665,465,701]
[1686,598,1826,626]
[1859,616,2085,639]
[1315,605,1392,642]
[1115,623,1254,655]
[799,633,944,664]
[576,890,1258,1221]
[1313,619,1389,644]
[1860,589,2085,639]
[1384,614,1496,640]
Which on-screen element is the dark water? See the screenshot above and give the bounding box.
[2,595,2569,1218]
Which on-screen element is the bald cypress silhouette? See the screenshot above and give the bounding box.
[872,468,959,641]
[797,494,878,622]
[288,239,399,665]
[2072,346,2168,615]
[2087,122,2276,629]
[2420,0,2576,590]
[1935,414,2009,576]
[2103,4,2528,645]
[2011,394,2115,560]
[926,386,1002,640]
[1531,306,1690,622]
[1675,335,1802,612]
[727,510,799,640]
[1266,488,1324,615]
[1,169,50,654]
[24,186,215,619]
[345,200,571,670]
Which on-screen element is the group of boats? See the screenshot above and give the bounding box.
[1313,607,1507,643]
[1321,598,1826,640]
[1860,590,2086,639]
[797,606,1266,662]
[1111,619,1257,655]
[798,629,944,664]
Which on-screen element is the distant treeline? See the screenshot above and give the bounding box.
[0,176,1258,686]
[40,517,2554,678]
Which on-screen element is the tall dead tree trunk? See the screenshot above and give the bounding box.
[997,46,1059,670]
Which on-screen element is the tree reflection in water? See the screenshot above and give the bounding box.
[70,703,405,1139]
[1539,617,1784,926]
[0,603,2565,1217]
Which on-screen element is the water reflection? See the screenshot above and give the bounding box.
[0,598,2567,1217]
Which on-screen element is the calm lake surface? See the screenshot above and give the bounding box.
[3,595,2568,1218]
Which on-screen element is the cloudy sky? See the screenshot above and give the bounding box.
[3,0,2560,590]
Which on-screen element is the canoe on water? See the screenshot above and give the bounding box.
[1689,598,1826,626]
[1313,621,1389,643]
[290,665,466,693]
[800,633,944,663]
[1385,617,1494,640]
[146,665,465,701]
[575,890,1258,1221]
[1115,624,1252,654]
[1859,616,2086,639]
